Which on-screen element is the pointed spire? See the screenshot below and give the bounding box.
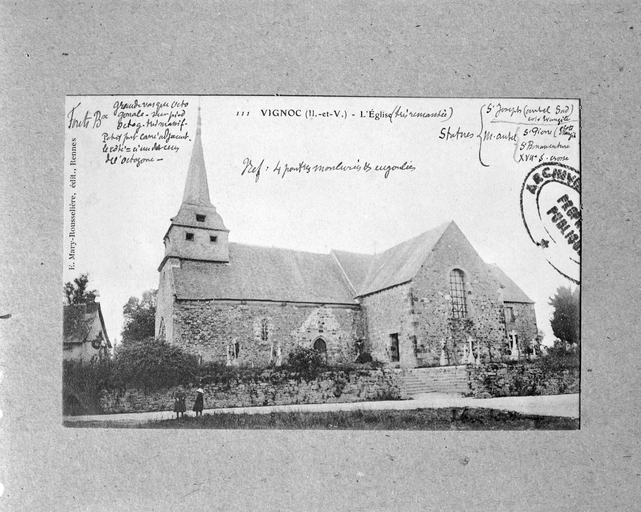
[182,105,213,207]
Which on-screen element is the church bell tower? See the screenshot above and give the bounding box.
[161,107,230,265]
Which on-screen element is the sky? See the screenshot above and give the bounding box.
[64,96,580,347]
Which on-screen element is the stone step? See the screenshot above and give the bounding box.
[401,367,469,396]
[410,377,467,380]
[405,382,467,388]
[412,380,467,384]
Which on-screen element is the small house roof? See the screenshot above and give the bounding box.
[63,303,112,347]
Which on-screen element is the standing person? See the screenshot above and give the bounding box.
[192,387,204,417]
[173,386,187,419]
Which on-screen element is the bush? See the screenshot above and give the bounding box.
[535,346,580,373]
[63,358,115,415]
[114,337,199,390]
[508,367,540,396]
[355,351,373,364]
[286,346,326,381]
[195,362,278,389]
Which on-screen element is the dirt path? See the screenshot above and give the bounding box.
[64,393,579,426]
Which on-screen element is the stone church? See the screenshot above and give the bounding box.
[155,113,538,368]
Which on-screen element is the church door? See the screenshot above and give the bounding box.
[313,338,328,362]
[390,333,400,362]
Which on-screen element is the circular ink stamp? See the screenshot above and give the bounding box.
[520,162,580,284]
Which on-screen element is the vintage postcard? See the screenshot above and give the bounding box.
[62,96,580,430]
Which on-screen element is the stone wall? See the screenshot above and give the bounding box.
[360,283,415,367]
[410,223,507,365]
[155,257,177,341]
[99,369,403,414]
[466,363,580,398]
[172,301,363,366]
[503,302,538,354]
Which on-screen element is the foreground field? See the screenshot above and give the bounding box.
[66,407,579,430]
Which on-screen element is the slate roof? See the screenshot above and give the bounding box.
[332,222,451,297]
[172,243,357,304]
[330,250,374,294]
[182,109,213,208]
[355,222,450,297]
[170,221,533,306]
[488,264,534,303]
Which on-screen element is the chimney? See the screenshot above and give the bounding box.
[86,292,97,313]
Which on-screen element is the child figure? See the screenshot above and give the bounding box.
[192,387,204,417]
[173,386,187,419]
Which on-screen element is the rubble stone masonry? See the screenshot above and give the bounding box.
[504,302,538,353]
[99,369,403,414]
[409,224,506,365]
[467,363,579,398]
[172,301,364,366]
[360,283,415,367]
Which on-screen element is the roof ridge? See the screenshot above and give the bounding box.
[331,248,374,257]
[230,241,332,256]
[377,220,453,257]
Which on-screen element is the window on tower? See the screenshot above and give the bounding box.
[196,214,206,222]
[210,235,217,243]
[186,232,194,241]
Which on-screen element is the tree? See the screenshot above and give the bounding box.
[121,290,157,343]
[64,273,97,305]
[63,274,99,340]
[548,286,580,347]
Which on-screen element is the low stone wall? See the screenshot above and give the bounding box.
[99,369,404,414]
[467,363,579,398]
[406,366,469,394]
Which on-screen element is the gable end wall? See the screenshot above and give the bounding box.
[410,225,507,365]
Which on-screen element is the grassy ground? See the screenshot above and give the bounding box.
[65,407,579,430]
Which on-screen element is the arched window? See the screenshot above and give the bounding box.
[449,269,468,318]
